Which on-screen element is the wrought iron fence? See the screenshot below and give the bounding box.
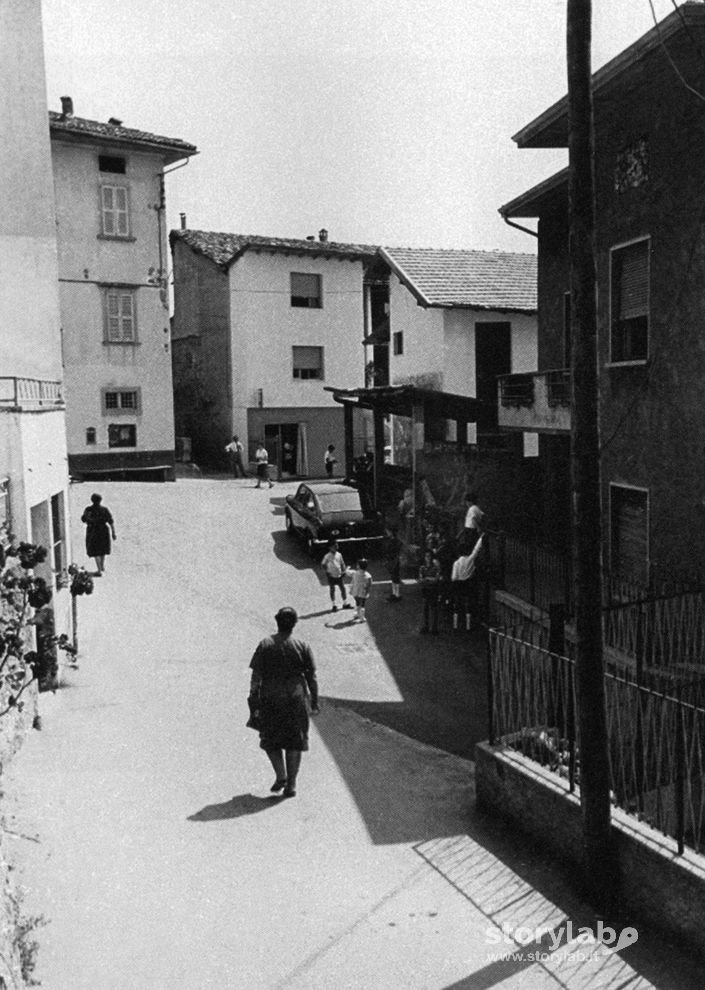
[488,629,705,855]
[603,590,705,673]
[492,534,572,613]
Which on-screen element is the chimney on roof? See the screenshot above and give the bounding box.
[319,228,328,243]
[60,95,73,119]
[180,213,187,230]
[108,116,123,126]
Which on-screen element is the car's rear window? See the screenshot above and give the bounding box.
[318,493,362,513]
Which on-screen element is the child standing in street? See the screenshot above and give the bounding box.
[349,558,373,622]
[419,550,442,635]
[321,540,353,612]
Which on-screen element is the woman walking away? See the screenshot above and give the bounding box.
[249,607,319,798]
[81,493,116,576]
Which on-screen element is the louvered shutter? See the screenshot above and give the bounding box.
[115,187,128,236]
[107,292,120,339]
[612,487,648,584]
[618,241,648,320]
[102,186,115,235]
[120,293,134,340]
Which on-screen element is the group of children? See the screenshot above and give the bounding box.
[319,497,486,633]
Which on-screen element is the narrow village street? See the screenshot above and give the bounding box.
[3,480,702,990]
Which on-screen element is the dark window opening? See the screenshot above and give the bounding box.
[393,331,404,356]
[108,424,137,448]
[86,427,97,445]
[99,155,126,174]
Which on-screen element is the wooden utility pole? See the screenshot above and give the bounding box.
[567,0,615,909]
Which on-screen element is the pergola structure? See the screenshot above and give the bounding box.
[325,384,483,510]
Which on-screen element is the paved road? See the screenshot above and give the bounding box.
[3,479,702,989]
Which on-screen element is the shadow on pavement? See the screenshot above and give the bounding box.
[271,530,329,583]
[269,495,287,517]
[187,794,282,821]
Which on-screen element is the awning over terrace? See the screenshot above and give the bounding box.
[324,384,483,421]
[325,384,485,513]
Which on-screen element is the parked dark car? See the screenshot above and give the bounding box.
[284,482,385,556]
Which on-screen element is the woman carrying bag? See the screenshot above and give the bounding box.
[248,607,319,798]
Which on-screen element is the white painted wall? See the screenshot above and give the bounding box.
[52,142,175,457]
[0,0,62,381]
[229,250,366,441]
[388,274,444,387]
[389,275,538,397]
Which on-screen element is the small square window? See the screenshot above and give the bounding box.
[292,345,324,380]
[86,427,97,445]
[99,155,126,174]
[104,288,137,343]
[393,331,404,356]
[108,424,137,447]
[291,273,322,309]
[102,388,141,415]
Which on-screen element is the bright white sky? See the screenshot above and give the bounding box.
[41,0,678,253]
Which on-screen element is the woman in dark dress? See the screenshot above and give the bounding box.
[81,493,116,576]
[249,607,319,798]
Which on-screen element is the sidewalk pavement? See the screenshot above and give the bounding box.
[2,480,702,989]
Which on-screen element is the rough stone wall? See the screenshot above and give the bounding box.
[171,242,231,467]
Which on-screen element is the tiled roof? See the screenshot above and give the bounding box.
[381,247,537,312]
[49,111,197,158]
[170,229,378,268]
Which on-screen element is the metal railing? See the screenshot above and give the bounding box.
[0,377,63,408]
[498,373,534,408]
[488,629,705,855]
[492,534,572,613]
[603,590,705,672]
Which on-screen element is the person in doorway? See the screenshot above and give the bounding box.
[254,441,273,489]
[349,558,373,622]
[248,607,319,798]
[224,435,247,478]
[418,550,442,634]
[81,493,116,576]
[321,540,353,612]
[324,444,337,478]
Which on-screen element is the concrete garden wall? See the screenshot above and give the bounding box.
[475,741,705,957]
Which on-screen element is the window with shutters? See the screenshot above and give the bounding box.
[292,346,324,380]
[291,273,322,308]
[610,238,649,364]
[103,288,137,343]
[610,484,649,585]
[100,183,130,238]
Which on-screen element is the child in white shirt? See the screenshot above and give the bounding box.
[349,558,373,622]
[321,540,353,612]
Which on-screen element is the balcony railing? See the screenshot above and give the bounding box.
[0,377,64,408]
[498,369,571,433]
